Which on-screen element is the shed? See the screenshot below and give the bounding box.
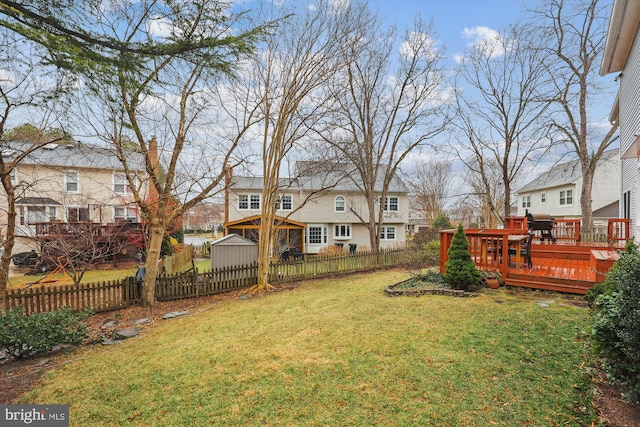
[210,233,258,270]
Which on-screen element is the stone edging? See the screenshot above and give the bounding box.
[385,278,479,298]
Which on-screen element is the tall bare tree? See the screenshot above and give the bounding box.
[220,1,361,290]
[407,159,453,226]
[323,7,450,253]
[453,23,553,223]
[0,28,70,306]
[535,0,618,233]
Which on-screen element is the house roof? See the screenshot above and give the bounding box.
[229,162,409,194]
[517,149,619,194]
[600,0,640,75]
[16,197,62,206]
[2,141,146,171]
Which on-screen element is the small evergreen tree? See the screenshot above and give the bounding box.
[443,224,482,291]
[432,212,453,230]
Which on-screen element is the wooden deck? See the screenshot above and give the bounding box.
[440,224,629,295]
[489,242,621,294]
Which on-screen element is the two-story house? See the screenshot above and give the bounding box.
[224,162,409,254]
[515,149,620,226]
[600,0,640,238]
[0,141,147,253]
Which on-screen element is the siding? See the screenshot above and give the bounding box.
[619,23,640,237]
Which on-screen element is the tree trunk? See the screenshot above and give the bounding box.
[0,180,17,310]
[141,222,164,307]
[256,216,274,290]
[581,168,594,235]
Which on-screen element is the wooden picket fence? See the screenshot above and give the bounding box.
[4,247,407,314]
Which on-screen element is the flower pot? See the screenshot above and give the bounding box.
[485,277,500,289]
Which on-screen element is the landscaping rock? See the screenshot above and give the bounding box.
[162,310,189,319]
[131,317,150,325]
[113,328,141,340]
[101,320,118,329]
[101,339,123,345]
[0,349,8,362]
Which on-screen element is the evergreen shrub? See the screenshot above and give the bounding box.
[443,224,482,291]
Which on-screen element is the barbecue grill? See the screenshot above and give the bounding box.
[527,213,556,242]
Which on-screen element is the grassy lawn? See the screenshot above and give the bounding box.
[19,270,597,426]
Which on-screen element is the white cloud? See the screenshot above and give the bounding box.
[456,26,515,62]
[400,31,438,60]
[147,16,174,39]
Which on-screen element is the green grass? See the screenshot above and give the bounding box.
[20,270,597,426]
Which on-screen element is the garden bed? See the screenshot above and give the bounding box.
[385,271,479,297]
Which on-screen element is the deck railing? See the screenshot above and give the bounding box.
[608,218,630,244]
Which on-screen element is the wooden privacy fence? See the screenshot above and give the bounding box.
[4,247,407,314]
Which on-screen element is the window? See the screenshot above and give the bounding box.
[64,170,79,193]
[113,173,134,194]
[335,195,345,212]
[623,190,631,219]
[9,168,16,185]
[307,225,327,245]
[239,194,261,210]
[334,224,351,239]
[380,226,396,240]
[115,206,137,221]
[48,207,57,221]
[67,207,90,222]
[275,195,292,211]
[541,193,546,203]
[560,189,573,205]
[522,195,531,208]
[383,196,399,212]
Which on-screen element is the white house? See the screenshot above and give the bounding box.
[225,162,409,254]
[515,149,621,226]
[600,0,640,238]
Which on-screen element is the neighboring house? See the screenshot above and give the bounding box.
[225,162,409,254]
[0,141,147,252]
[600,0,640,238]
[515,149,620,226]
[406,209,429,236]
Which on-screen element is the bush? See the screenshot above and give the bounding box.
[432,212,453,230]
[405,231,440,267]
[0,306,93,359]
[443,224,482,291]
[591,246,640,402]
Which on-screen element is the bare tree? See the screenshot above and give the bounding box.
[535,0,618,233]
[0,28,70,305]
[221,1,355,290]
[463,157,506,229]
[322,7,450,253]
[407,159,453,226]
[36,222,144,285]
[453,23,553,223]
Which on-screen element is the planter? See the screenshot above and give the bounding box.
[485,277,500,289]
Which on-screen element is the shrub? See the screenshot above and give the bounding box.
[405,231,440,267]
[432,212,453,230]
[0,306,93,360]
[591,247,640,403]
[443,224,482,291]
[586,239,637,304]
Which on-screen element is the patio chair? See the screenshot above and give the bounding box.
[508,233,534,268]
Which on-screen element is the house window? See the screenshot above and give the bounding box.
[115,206,137,221]
[64,170,79,193]
[48,207,57,221]
[623,190,631,219]
[275,195,292,211]
[541,193,546,203]
[522,195,531,208]
[335,195,346,212]
[334,224,351,240]
[380,226,396,240]
[384,196,399,212]
[67,207,90,222]
[560,189,573,206]
[239,194,261,210]
[307,225,327,245]
[113,173,134,194]
[9,168,16,185]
